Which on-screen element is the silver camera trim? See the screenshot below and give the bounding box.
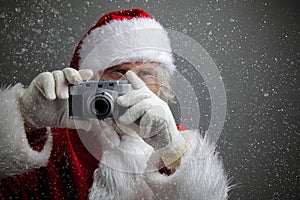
[69,80,132,120]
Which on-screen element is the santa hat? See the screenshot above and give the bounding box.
[70,8,175,76]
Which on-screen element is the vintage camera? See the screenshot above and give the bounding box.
[69,80,132,120]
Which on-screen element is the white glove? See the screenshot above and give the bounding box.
[117,71,186,166]
[20,68,93,131]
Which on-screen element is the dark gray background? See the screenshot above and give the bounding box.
[1,0,299,199]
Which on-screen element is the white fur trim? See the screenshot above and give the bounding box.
[0,84,52,178]
[79,18,175,75]
[89,164,154,200]
[145,130,230,200]
[88,120,154,200]
[87,124,229,199]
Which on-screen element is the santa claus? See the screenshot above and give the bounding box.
[0,8,230,200]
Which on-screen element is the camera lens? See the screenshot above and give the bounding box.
[91,94,113,119]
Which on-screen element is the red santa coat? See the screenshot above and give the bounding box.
[0,128,97,199]
[0,85,230,200]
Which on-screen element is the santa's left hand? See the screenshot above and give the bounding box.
[118,71,186,166]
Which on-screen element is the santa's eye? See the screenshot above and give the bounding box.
[138,70,152,77]
[113,68,127,74]
[105,68,127,80]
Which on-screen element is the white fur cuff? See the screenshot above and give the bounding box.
[145,130,230,200]
[0,84,52,178]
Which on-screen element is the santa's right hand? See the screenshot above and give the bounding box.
[20,68,93,131]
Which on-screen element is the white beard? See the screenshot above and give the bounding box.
[87,118,154,200]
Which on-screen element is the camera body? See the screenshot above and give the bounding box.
[69,80,132,120]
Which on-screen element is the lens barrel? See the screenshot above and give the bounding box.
[91,94,113,119]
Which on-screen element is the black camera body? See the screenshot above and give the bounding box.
[69,80,132,120]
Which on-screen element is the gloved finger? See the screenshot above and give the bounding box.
[36,72,56,100]
[125,70,147,90]
[117,90,151,107]
[79,69,93,81]
[52,70,69,99]
[62,68,83,84]
[119,100,152,125]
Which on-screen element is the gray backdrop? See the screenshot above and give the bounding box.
[1,0,299,199]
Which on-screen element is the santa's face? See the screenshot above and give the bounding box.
[100,62,161,94]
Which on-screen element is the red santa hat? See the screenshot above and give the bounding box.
[70,8,175,76]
